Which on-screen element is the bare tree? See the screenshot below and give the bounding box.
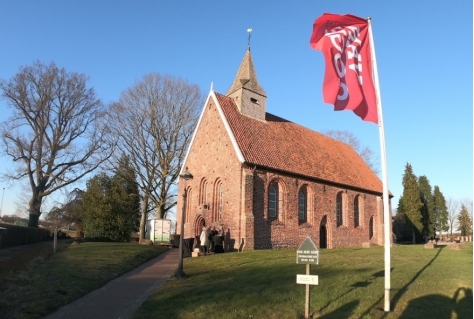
[13,182,42,218]
[446,197,459,238]
[45,188,84,228]
[107,73,203,240]
[0,61,109,227]
[325,130,379,174]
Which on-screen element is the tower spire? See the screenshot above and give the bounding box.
[226,48,266,97]
[226,31,267,121]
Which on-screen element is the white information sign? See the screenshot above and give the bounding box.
[296,274,319,285]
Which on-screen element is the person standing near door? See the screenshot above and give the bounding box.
[208,226,218,252]
[199,227,209,256]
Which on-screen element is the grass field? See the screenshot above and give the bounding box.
[0,241,471,318]
[134,243,472,319]
[0,241,169,318]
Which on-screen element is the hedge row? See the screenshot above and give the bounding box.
[0,223,51,248]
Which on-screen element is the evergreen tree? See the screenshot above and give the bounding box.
[457,204,472,236]
[392,209,413,243]
[81,162,140,241]
[81,173,114,239]
[398,163,423,243]
[433,186,448,238]
[418,176,434,239]
[112,156,141,238]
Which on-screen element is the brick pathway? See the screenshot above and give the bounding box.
[44,248,178,319]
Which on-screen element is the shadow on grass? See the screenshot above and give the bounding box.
[398,287,473,319]
[358,246,473,318]
[391,247,443,304]
[317,268,393,314]
[317,300,359,319]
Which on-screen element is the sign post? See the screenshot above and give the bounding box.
[54,227,57,254]
[296,237,319,319]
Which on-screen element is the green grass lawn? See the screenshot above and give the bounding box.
[0,241,169,318]
[134,243,472,319]
[0,241,471,319]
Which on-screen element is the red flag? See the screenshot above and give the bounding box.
[310,13,378,124]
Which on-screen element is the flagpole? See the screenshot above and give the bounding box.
[368,17,391,312]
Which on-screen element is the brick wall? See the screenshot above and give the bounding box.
[249,170,384,249]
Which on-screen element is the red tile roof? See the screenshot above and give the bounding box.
[215,92,383,194]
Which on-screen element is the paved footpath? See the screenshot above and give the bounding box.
[44,247,178,319]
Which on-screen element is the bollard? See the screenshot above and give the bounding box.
[54,227,57,254]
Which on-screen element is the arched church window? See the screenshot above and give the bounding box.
[336,192,343,227]
[354,195,360,228]
[269,184,278,218]
[298,188,307,223]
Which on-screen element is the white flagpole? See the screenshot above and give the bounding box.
[368,17,391,312]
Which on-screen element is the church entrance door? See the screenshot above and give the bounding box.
[320,216,328,249]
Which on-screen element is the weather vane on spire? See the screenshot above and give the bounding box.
[247,28,252,48]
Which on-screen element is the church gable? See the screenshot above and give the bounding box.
[183,91,245,170]
[185,93,243,168]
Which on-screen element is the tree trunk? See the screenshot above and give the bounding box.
[139,194,149,240]
[28,192,43,227]
[156,202,166,219]
[28,214,40,228]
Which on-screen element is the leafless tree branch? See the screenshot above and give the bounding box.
[325,130,379,174]
[0,61,111,226]
[106,73,203,239]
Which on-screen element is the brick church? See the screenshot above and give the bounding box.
[176,47,390,250]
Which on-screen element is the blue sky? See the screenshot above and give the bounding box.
[0,1,472,218]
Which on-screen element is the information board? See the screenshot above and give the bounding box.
[296,237,319,265]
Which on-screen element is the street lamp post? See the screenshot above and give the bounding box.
[0,188,4,217]
[175,168,193,278]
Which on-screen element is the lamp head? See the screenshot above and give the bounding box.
[180,167,193,181]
